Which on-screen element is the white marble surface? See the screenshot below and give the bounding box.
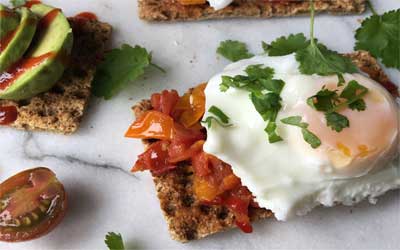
[0,0,399,249]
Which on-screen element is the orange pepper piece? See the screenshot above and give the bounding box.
[174,83,207,128]
[125,111,174,140]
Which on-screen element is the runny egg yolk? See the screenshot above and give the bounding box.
[291,76,398,178]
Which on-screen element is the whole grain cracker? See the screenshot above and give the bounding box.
[0,18,112,134]
[132,50,395,242]
[138,0,366,21]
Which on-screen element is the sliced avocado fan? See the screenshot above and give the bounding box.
[0,4,73,100]
[0,4,20,39]
[0,6,38,73]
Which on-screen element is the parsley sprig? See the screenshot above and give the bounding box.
[281,116,321,148]
[307,80,369,132]
[220,65,285,143]
[202,106,233,128]
[355,2,399,70]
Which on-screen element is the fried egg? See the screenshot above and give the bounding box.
[203,54,400,220]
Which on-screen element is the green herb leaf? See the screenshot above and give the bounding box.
[10,0,26,7]
[220,64,285,143]
[295,0,358,76]
[92,44,156,100]
[265,121,283,143]
[340,80,369,101]
[325,112,350,132]
[202,106,232,129]
[281,116,321,148]
[355,9,400,69]
[337,73,345,86]
[301,128,322,149]
[208,106,230,124]
[348,99,366,111]
[296,43,358,76]
[307,88,339,112]
[105,232,125,250]
[263,33,309,56]
[220,65,278,94]
[245,64,274,81]
[251,92,282,121]
[217,40,254,62]
[281,116,308,128]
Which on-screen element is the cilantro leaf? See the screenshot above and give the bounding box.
[220,65,277,94]
[251,92,282,121]
[355,9,400,69]
[245,64,274,81]
[263,33,309,56]
[296,43,358,76]
[348,99,366,111]
[220,64,285,143]
[281,116,321,148]
[325,112,349,132]
[280,116,308,128]
[92,44,155,100]
[10,0,26,7]
[340,80,368,102]
[307,80,367,132]
[301,128,322,149]
[202,106,233,129]
[217,40,254,62]
[307,88,339,112]
[265,121,283,143]
[105,232,125,250]
[295,0,358,76]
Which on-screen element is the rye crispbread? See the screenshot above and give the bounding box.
[0,18,112,134]
[138,0,366,21]
[132,50,396,242]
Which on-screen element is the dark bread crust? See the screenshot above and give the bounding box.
[138,0,366,21]
[132,50,394,242]
[0,18,112,134]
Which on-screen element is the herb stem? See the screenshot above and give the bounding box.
[366,0,378,15]
[309,0,316,46]
[150,63,166,73]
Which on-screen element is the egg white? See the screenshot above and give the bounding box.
[203,54,400,220]
[207,0,233,10]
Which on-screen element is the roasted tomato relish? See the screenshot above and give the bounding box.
[126,84,257,233]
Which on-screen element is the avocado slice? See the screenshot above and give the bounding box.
[0,4,73,100]
[0,4,20,39]
[0,7,38,73]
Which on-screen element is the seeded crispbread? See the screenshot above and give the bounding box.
[0,18,112,134]
[138,0,366,22]
[132,50,395,242]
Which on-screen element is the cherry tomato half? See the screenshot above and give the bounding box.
[0,167,67,242]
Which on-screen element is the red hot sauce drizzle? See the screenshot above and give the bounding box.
[0,106,18,125]
[74,12,97,21]
[0,29,18,53]
[0,52,55,90]
[0,4,61,90]
[24,0,42,8]
[38,9,61,30]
